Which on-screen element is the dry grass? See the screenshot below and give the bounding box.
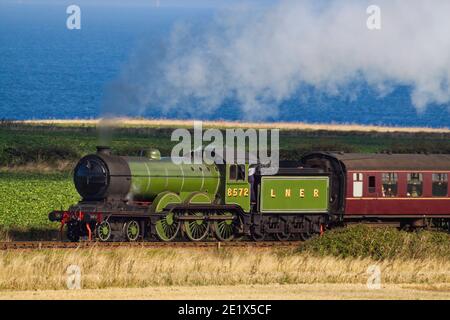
[2,283,450,300]
[0,247,449,292]
[18,118,450,133]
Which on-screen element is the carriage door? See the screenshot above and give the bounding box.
[353,173,363,197]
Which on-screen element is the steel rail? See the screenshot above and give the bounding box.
[0,241,301,250]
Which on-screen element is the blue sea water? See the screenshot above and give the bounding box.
[0,2,449,127]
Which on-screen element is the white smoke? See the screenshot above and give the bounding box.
[104,0,450,120]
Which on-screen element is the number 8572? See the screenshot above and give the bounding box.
[227,188,249,197]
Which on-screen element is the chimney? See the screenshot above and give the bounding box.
[96,146,111,155]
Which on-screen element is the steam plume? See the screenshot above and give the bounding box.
[103,0,450,120]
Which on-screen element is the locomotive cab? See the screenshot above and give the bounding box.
[224,163,251,212]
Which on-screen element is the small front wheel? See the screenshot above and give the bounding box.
[124,220,140,242]
[97,221,112,242]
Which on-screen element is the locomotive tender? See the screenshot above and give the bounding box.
[49,147,450,242]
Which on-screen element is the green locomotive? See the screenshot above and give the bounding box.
[49,146,337,242]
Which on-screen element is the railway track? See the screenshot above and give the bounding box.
[0,241,301,250]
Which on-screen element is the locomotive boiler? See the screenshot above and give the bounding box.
[74,146,220,203]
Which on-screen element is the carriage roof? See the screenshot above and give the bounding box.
[303,152,450,171]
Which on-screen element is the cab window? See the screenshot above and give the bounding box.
[407,173,423,197]
[432,173,448,197]
[237,165,246,181]
[229,165,237,180]
[229,165,246,181]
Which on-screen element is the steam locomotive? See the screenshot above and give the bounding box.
[49,147,450,242]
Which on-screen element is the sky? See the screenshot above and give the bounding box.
[0,0,276,8]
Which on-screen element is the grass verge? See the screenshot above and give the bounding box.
[0,247,449,291]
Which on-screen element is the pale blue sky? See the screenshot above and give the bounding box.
[0,0,277,8]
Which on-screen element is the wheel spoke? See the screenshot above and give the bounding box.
[155,213,180,241]
[125,220,140,242]
[213,212,236,242]
[184,212,209,241]
[97,221,111,242]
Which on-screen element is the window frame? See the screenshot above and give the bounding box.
[368,175,376,194]
[236,164,246,181]
[229,164,246,182]
[352,173,363,198]
[432,173,448,197]
[229,165,237,180]
[381,172,398,197]
[406,172,423,198]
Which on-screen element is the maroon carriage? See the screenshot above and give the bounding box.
[302,152,450,229]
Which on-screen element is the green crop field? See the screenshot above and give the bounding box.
[0,172,79,231]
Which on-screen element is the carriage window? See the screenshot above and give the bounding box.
[382,173,398,197]
[407,173,423,197]
[229,165,237,180]
[368,176,376,193]
[432,173,448,197]
[237,165,246,181]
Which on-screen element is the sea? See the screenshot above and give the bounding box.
[0,2,449,128]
